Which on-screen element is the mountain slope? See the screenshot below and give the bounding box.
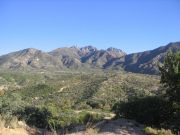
[81,48,126,68]
[0,48,64,70]
[0,42,179,74]
[48,45,126,69]
[105,42,180,74]
[49,47,82,69]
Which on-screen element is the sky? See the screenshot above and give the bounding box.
[0,0,180,55]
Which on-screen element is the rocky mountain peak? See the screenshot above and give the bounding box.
[106,47,126,58]
[21,48,40,55]
[70,45,79,49]
[80,46,97,52]
[107,47,125,53]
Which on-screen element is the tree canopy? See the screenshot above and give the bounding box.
[159,51,180,102]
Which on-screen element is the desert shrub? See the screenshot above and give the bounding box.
[48,117,62,130]
[78,111,104,125]
[20,84,56,98]
[145,127,174,135]
[73,102,92,110]
[56,110,78,128]
[48,119,58,135]
[17,106,52,128]
[0,92,25,116]
[86,100,105,109]
[47,111,103,134]
[16,106,103,130]
[46,110,79,129]
[112,96,173,126]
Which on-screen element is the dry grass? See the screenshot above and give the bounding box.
[145,127,174,135]
[0,128,30,135]
[9,116,18,129]
[0,115,6,128]
[86,128,98,135]
[0,115,19,129]
[0,115,32,135]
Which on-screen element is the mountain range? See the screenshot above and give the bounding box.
[0,42,180,74]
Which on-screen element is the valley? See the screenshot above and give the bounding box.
[0,43,179,135]
[1,0,180,134]
[0,69,161,135]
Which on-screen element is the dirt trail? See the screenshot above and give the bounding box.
[98,119,146,135]
[68,118,146,135]
[0,119,146,135]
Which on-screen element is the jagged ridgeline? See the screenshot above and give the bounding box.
[0,42,180,74]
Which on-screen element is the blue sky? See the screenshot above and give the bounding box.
[0,0,180,55]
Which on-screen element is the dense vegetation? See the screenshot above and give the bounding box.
[0,70,159,132]
[113,51,180,133]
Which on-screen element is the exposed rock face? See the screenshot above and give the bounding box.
[80,46,97,56]
[107,47,126,58]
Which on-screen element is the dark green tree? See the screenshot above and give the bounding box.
[159,51,180,129]
[159,51,180,102]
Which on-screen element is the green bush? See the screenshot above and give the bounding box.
[78,111,104,125]
[112,96,173,126]
[86,100,105,109]
[0,92,25,116]
[17,106,52,128]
